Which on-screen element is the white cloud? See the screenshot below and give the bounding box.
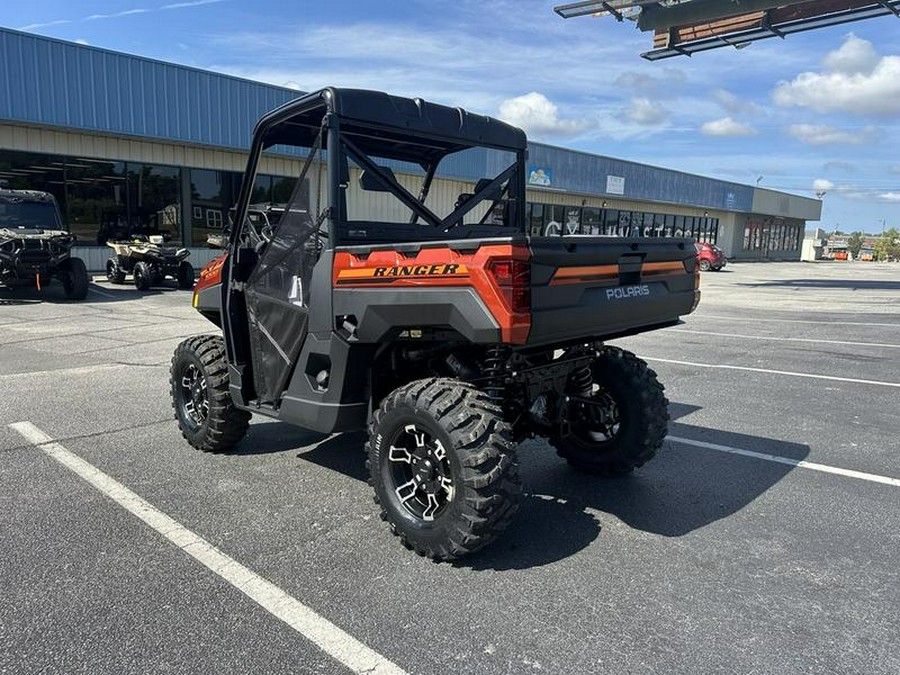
[498,92,594,139]
[626,98,667,126]
[773,34,900,116]
[822,33,879,75]
[700,117,758,137]
[788,124,874,145]
[74,38,90,46]
[712,88,764,117]
[19,0,227,30]
[813,178,835,191]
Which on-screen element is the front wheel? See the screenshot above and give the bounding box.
[61,257,89,300]
[170,335,250,452]
[699,259,711,272]
[106,258,126,284]
[366,378,521,560]
[552,347,668,476]
[133,261,152,290]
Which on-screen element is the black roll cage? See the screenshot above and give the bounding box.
[229,88,529,250]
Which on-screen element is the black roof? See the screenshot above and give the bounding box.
[257,88,526,165]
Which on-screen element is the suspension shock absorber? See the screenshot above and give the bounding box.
[569,360,594,398]
[482,345,510,407]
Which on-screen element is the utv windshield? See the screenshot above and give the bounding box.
[0,198,62,230]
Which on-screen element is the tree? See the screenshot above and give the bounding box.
[847,231,864,257]
[874,227,900,261]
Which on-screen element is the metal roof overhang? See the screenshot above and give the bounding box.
[644,0,900,60]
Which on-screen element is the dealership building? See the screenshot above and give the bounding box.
[0,27,821,270]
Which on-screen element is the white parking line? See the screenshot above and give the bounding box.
[695,314,900,328]
[665,328,900,350]
[668,436,900,487]
[9,421,408,675]
[643,356,900,389]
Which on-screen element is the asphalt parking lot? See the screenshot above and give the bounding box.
[2,261,898,675]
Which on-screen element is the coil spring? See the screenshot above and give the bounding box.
[569,362,594,397]
[483,345,509,406]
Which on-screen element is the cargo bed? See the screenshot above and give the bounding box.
[526,236,699,347]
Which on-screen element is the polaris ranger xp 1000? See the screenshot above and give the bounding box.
[172,88,700,560]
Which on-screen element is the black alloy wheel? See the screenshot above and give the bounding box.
[178,362,209,431]
[367,378,521,560]
[552,346,668,476]
[170,335,250,452]
[386,423,455,522]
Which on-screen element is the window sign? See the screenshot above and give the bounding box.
[528,167,552,187]
[606,175,625,195]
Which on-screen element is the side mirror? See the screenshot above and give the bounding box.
[359,167,398,192]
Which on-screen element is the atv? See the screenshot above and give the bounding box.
[170,88,700,560]
[0,189,89,300]
[206,204,285,250]
[106,235,194,290]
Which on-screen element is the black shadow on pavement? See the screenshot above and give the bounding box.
[229,404,808,572]
[229,421,329,456]
[464,401,809,571]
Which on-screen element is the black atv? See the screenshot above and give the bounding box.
[106,235,194,290]
[171,88,700,560]
[0,189,89,301]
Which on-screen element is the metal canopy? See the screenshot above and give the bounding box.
[554,0,900,60]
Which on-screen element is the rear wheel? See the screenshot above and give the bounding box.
[367,378,521,560]
[60,257,89,300]
[177,260,195,289]
[699,259,711,272]
[170,335,250,452]
[133,261,152,290]
[106,258,126,284]
[552,347,668,476]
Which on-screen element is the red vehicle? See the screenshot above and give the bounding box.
[695,241,727,271]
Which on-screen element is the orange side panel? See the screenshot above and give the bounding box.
[194,253,227,294]
[333,245,531,344]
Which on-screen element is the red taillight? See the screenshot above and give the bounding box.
[487,258,531,314]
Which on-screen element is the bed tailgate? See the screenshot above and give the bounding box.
[527,237,700,346]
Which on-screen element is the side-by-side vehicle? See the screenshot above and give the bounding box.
[170,88,701,559]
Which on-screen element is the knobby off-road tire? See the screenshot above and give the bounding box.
[133,261,152,290]
[177,261,195,290]
[367,378,522,561]
[106,258,126,284]
[61,257,89,300]
[552,346,668,477]
[170,335,250,452]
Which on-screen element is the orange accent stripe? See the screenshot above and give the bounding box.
[642,261,686,274]
[550,264,619,286]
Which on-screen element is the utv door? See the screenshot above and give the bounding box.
[242,182,323,405]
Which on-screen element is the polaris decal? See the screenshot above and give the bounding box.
[606,284,651,300]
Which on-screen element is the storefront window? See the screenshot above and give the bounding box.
[582,207,601,235]
[564,207,582,235]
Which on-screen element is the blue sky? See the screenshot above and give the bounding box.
[9,0,900,233]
